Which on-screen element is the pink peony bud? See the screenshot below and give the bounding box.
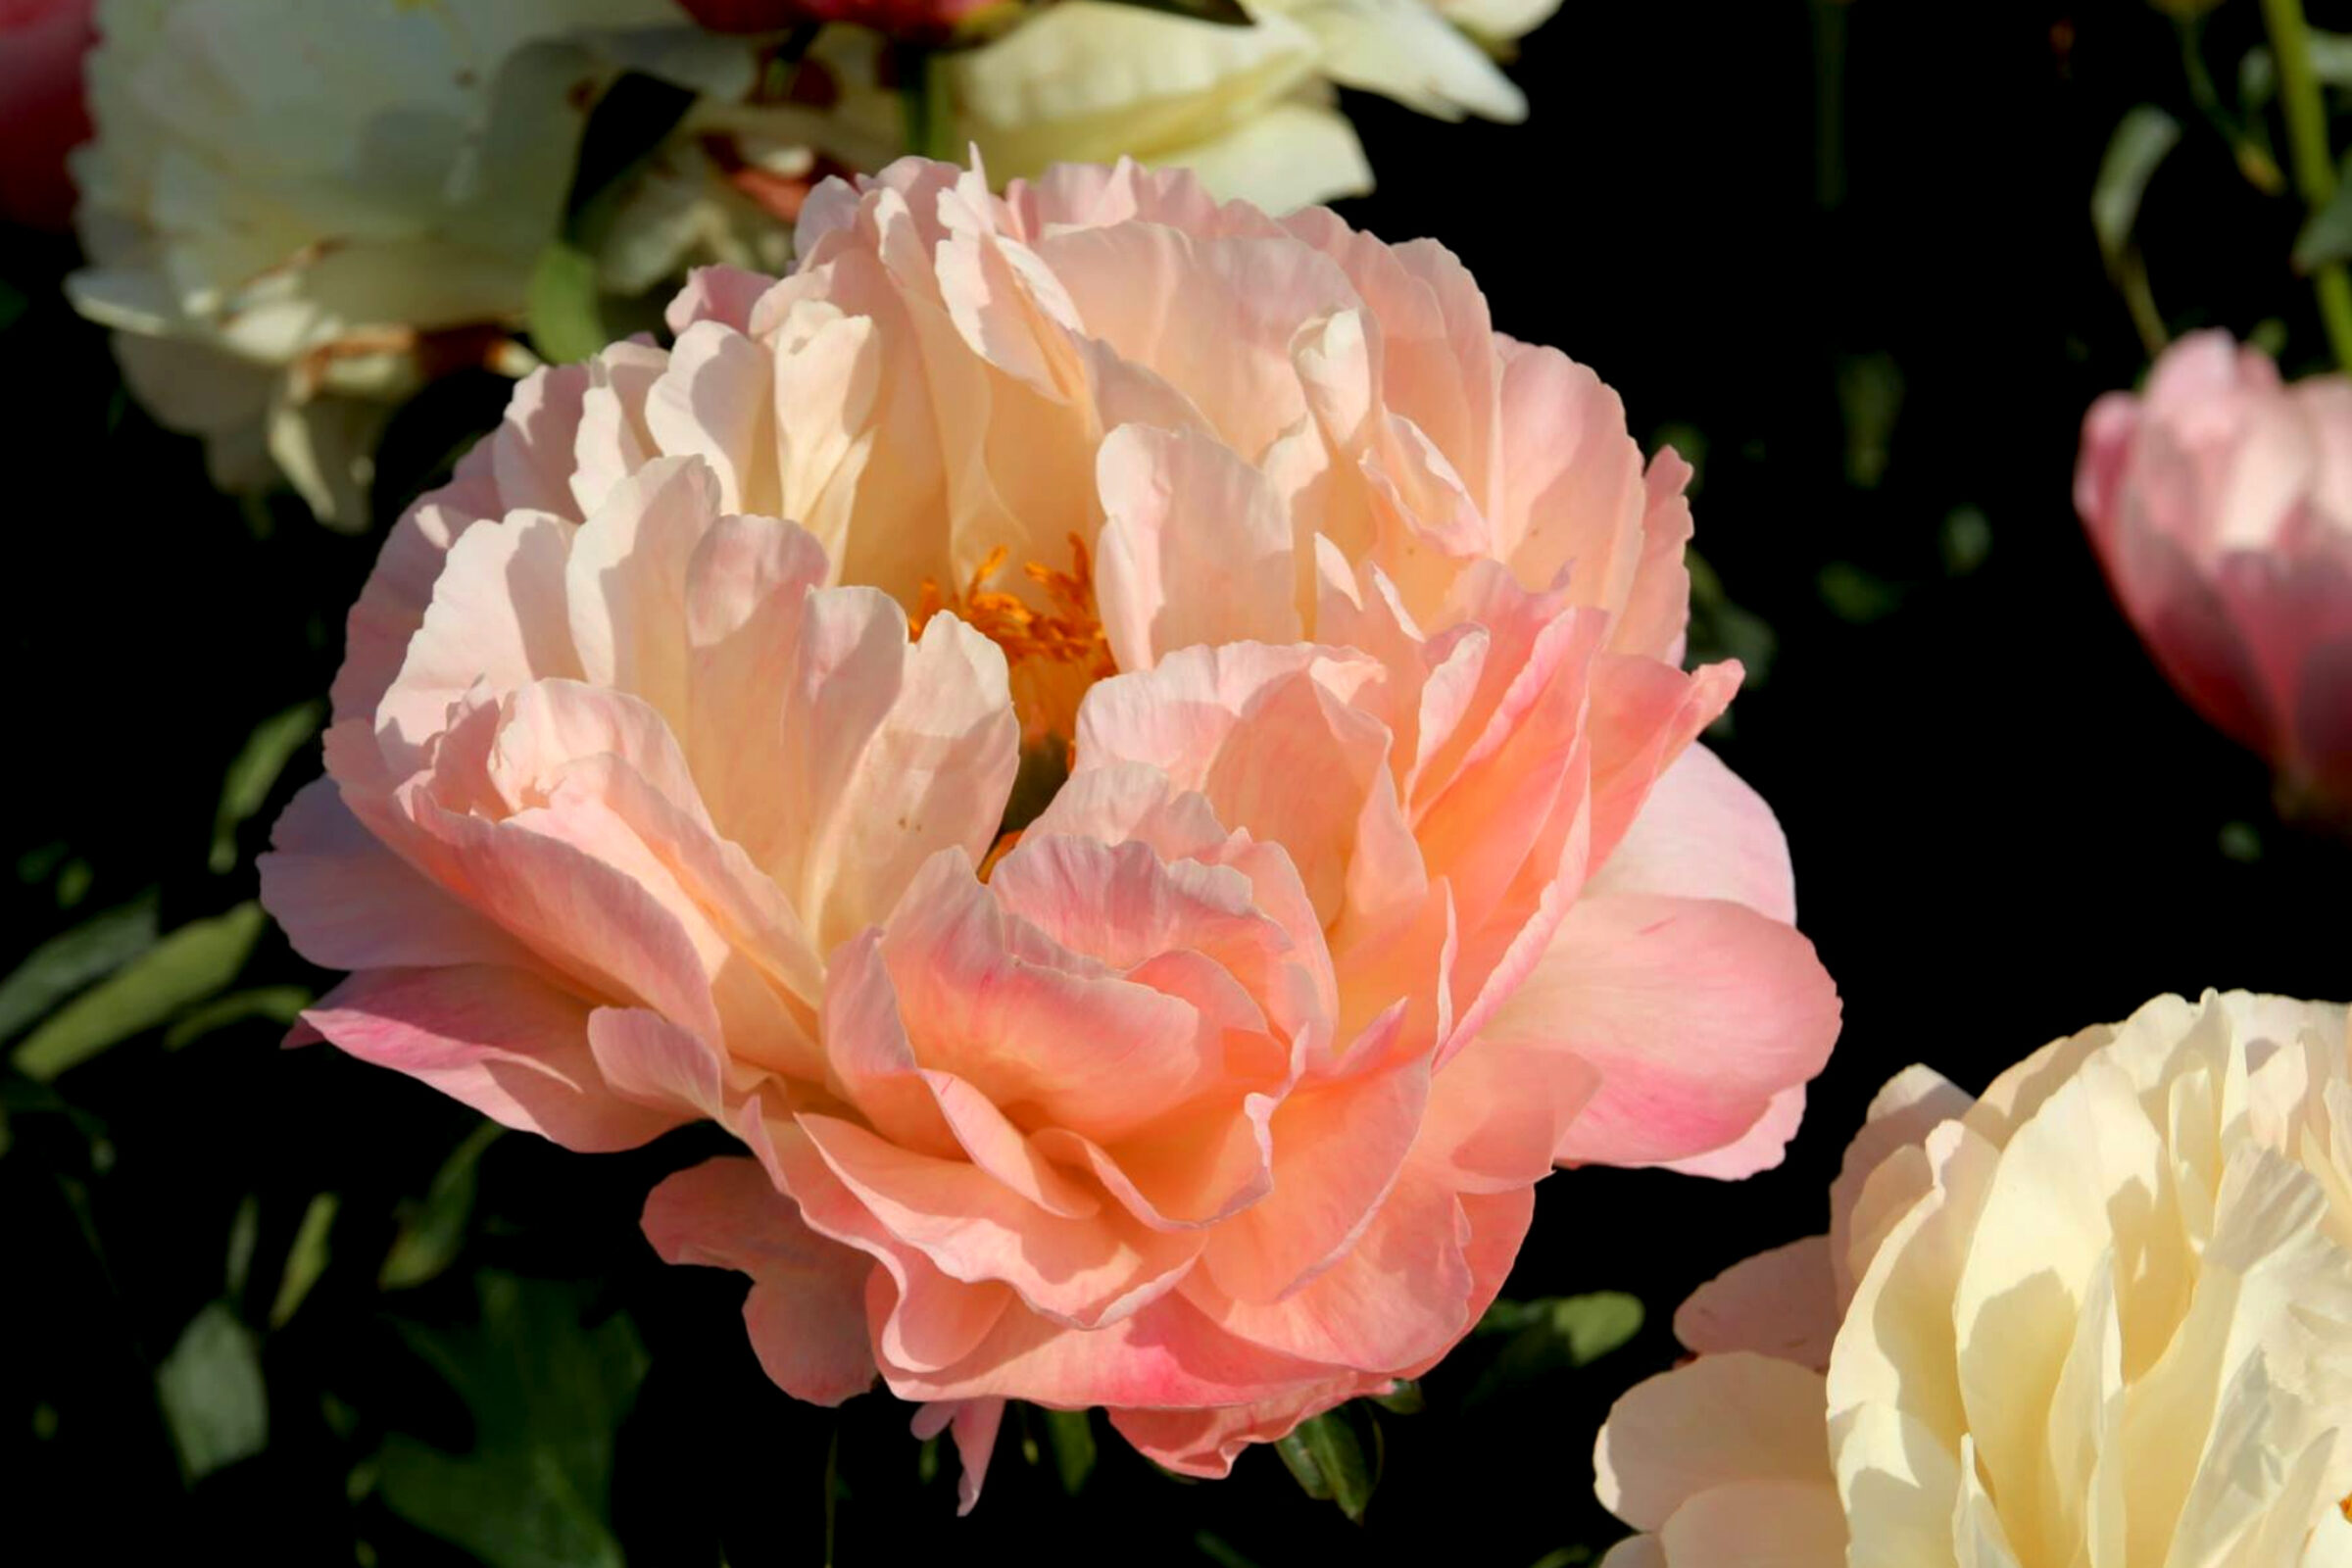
[2077,331,2352,823]
[0,0,95,231]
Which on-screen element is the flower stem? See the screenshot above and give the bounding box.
[2261,0,2352,368]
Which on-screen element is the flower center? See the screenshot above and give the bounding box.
[911,536,1108,871]
[910,534,1114,752]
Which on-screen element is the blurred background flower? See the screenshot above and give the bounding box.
[2078,331,2352,832]
[0,0,95,231]
[64,0,900,523]
[51,0,1554,526]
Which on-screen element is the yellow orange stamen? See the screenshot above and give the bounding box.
[910,535,1115,748]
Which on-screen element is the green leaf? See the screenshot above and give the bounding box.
[376,1272,647,1568]
[2295,170,2352,272]
[211,701,323,873]
[1817,561,1908,624]
[1087,0,1253,24]
[1368,1379,1423,1415]
[0,896,160,1045]
[1467,1293,1644,1405]
[2092,106,2181,267]
[1278,1408,1377,1523]
[270,1192,339,1329]
[1835,351,1904,490]
[1939,506,1993,577]
[226,1195,262,1301]
[379,1121,504,1292]
[163,986,311,1051]
[0,274,25,335]
[13,903,264,1081]
[1040,1405,1097,1494]
[526,242,610,367]
[157,1301,270,1483]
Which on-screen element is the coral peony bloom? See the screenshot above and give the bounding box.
[946,0,1559,213]
[1594,991,2352,1567]
[264,155,1836,1500]
[0,0,96,231]
[64,0,894,523]
[2077,331,2352,822]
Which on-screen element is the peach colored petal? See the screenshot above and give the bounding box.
[908,1397,1004,1516]
[304,966,683,1152]
[1674,1238,1839,1369]
[1197,1059,1430,1304]
[1587,743,1796,924]
[641,1156,877,1406]
[260,780,532,972]
[795,1110,1199,1329]
[1109,1375,1381,1479]
[1494,891,1839,1173]
[1094,421,1302,670]
[664,265,777,337]
[1593,1351,1834,1533]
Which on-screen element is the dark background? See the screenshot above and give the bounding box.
[4,2,2348,1563]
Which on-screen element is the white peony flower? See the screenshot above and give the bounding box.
[67,0,890,522]
[948,0,1561,214]
[1594,991,2352,1568]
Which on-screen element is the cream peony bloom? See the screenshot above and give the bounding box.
[1594,991,2352,1568]
[67,0,892,522]
[949,0,1561,214]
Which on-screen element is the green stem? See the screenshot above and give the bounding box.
[2262,0,2352,368]
[2180,17,2284,192]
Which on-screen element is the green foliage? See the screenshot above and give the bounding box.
[270,1192,340,1329]
[1040,1406,1099,1495]
[13,903,265,1081]
[1275,1406,1380,1524]
[211,700,322,873]
[379,1121,504,1293]
[526,242,611,367]
[157,1302,270,1483]
[375,1272,648,1568]
[1466,1294,1644,1407]
[0,896,159,1046]
[2093,106,2182,267]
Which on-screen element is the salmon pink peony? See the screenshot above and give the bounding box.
[2077,331,2352,823]
[262,154,1838,1500]
[1593,992,2352,1567]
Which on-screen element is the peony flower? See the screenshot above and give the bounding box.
[2077,331,2352,825]
[946,0,1561,214]
[262,154,1836,1501]
[1593,990,2352,1567]
[65,0,895,523]
[0,0,96,230]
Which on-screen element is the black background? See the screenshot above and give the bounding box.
[4,2,2348,1563]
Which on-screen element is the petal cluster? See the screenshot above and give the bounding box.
[64,0,892,520]
[947,0,1560,213]
[1595,991,2352,1567]
[264,153,1836,1494]
[2077,331,2352,820]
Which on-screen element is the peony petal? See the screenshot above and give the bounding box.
[1594,1352,1835,1533]
[1588,743,1796,924]
[260,779,533,972]
[1493,891,1838,1173]
[1674,1238,1838,1369]
[642,1156,877,1406]
[1094,421,1302,671]
[303,965,683,1152]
